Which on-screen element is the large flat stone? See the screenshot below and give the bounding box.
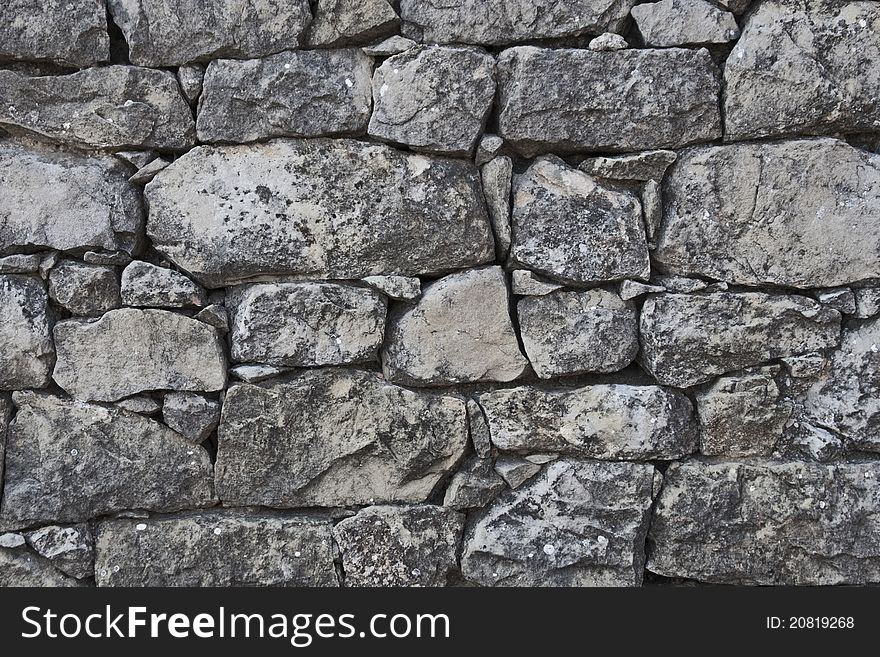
[655,139,880,288]
[725,0,880,141]
[0,275,54,390]
[53,308,227,402]
[0,0,108,67]
[497,47,721,155]
[399,0,638,45]
[145,139,493,288]
[95,512,338,586]
[476,384,697,459]
[461,459,658,586]
[215,369,467,507]
[306,0,399,47]
[197,49,373,143]
[0,392,214,528]
[0,142,143,256]
[227,282,386,366]
[106,0,313,67]
[640,293,841,388]
[0,67,195,151]
[648,459,880,585]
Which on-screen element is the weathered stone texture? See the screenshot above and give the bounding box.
[632,0,740,47]
[145,139,493,287]
[497,47,721,155]
[49,261,121,316]
[197,50,373,143]
[25,524,94,580]
[121,261,207,309]
[215,369,467,507]
[95,512,338,586]
[1,392,214,528]
[0,275,54,390]
[649,460,880,585]
[462,459,658,586]
[0,548,82,587]
[307,0,399,47]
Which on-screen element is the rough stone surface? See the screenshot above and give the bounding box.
[0,547,81,587]
[162,392,222,445]
[128,158,170,185]
[0,254,40,274]
[177,64,204,105]
[227,282,386,366]
[476,384,697,459]
[25,524,94,580]
[307,0,399,47]
[369,46,495,156]
[511,270,564,296]
[640,292,841,388]
[215,369,468,507]
[648,460,880,585]
[510,158,649,285]
[383,267,528,386]
[145,139,493,288]
[121,261,207,309]
[481,156,513,260]
[362,35,417,56]
[107,0,313,67]
[197,50,373,143]
[579,150,677,181]
[697,368,792,457]
[476,135,504,166]
[619,280,665,300]
[494,454,541,489]
[855,287,880,319]
[589,33,629,50]
[334,506,464,586]
[462,459,658,586]
[95,512,338,586]
[0,396,10,493]
[444,457,506,510]
[497,47,721,155]
[361,275,421,300]
[467,399,493,459]
[0,141,143,256]
[725,0,880,141]
[0,0,109,68]
[49,261,121,317]
[229,364,291,383]
[53,308,227,402]
[632,0,740,47]
[116,395,162,416]
[518,289,638,378]
[194,304,229,332]
[655,139,880,288]
[0,275,54,390]
[1,392,214,528]
[0,67,195,151]
[400,0,638,45]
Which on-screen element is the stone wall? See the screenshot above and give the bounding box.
[1,0,879,587]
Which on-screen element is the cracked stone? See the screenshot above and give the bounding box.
[121,261,207,309]
[49,260,121,317]
[0,275,54,391]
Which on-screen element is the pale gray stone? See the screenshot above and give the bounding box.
[229,364,292,383]
[115,150,157,170]
[477,384,697,459]
[197,50,373,143]
[116,395,162,416]
[0,254,40,274]
[497,47,721,155]
[725,0,880,141]
[0,275,54,390]
[194,304,229,332]
[0,67,195,151]
[494,455,541,489]
[83,251,133,267]
[0,532,24,548]
[786,423,844,462]
[107,0,313,67]
[640,292,841,388]
[0,141,143,256]
[652,275,709,293]
[589,32,629,50]
[632,0,740,47]
[511,270,565,296]
[146,139,493,288]
[227,282,385,367]
[37,251,59,280]
[177,64,204,104]
[128,158,169,185]
[383,267,528,386]
[511,158,650,285]
[334,505,464,587]
[369,46,495,156]
[648,460,880,585]
[855,287,880,319]
[579,150,677,181]
[476,134,504,166]
[816,288,856,315]
[95,512,338,586]
[717,0,752,12]
[25,524,94,580]
[362,35,417,57]
[49,260,120,317]
[163,392,221,445]
[519,289,638,378]
[0,0,108,68]
[1,392,214,528]
[121,261,207,309]
[361,275,421,300]
[444,457,506,510]
[656,139,880,288]
[467,399,492,459]
[216,369,468,507]
[53,308,227,402]
[697,368,792,456]
[400,0,638,45]
[619,280,665,300]
[462,459,658,586]
[782,353,828,379]
[307,0,399,47]
[481,156,513,260]
[641,179,663,243]
[0,548,82,587]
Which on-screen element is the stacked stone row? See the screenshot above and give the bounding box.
[1,0,879,586]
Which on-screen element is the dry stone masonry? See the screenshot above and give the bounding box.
[0,0,879,588]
